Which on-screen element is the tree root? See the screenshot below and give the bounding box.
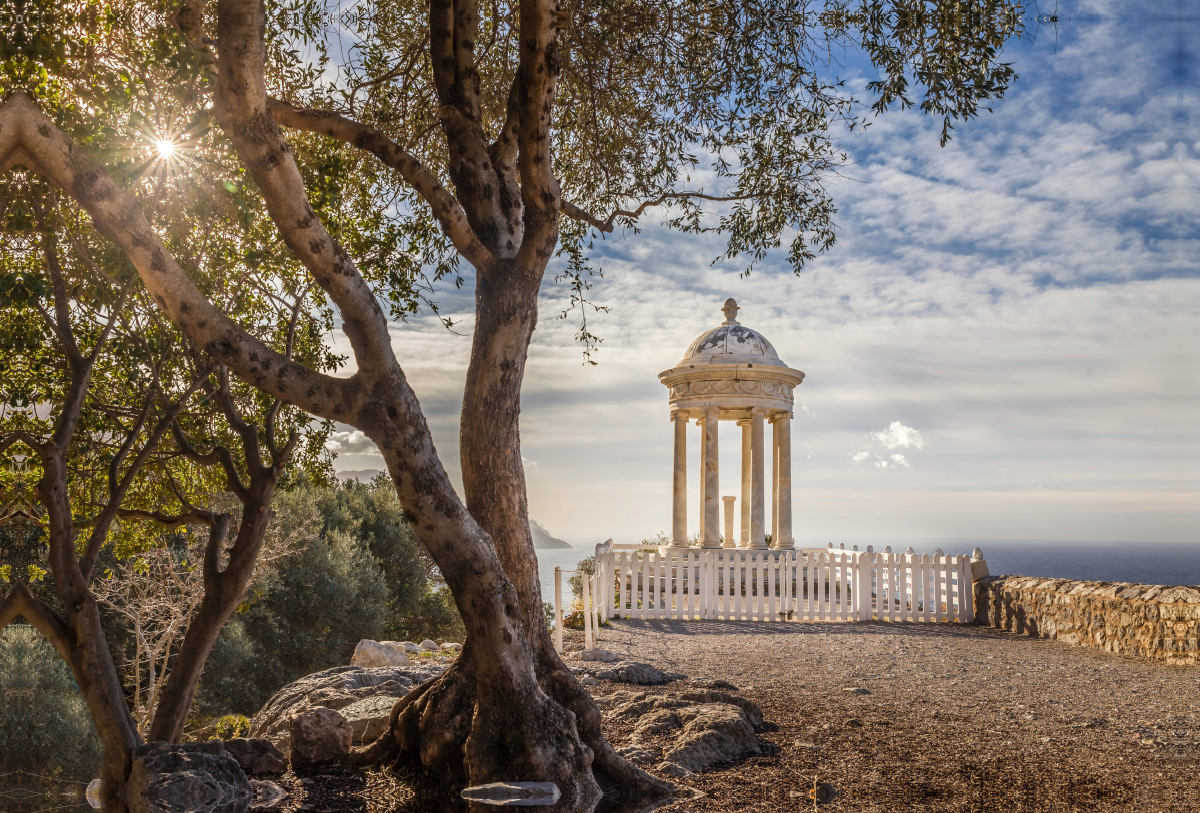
[356,640,676,812]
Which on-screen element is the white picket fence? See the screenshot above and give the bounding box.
[554,541,988,653]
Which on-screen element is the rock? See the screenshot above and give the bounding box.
[221,739,286,776]
[249,666,441,757]
[844,718,863,727]
[289,708,352,771]
[579,676,599,686]
[420,639,439,651]
[351,640,410,668]
[570,660,681,685]
[339,695,399,743]
[793,740,821,750]
[633,708,681,737]
[399,642,423,654]
[248,780,288,809]
[616,745,659,766]
[121,741,250,813]
[580,648,620,663]
[460,782,561,806]
[843,687,870,695]
[440,642,463,652]
[658,703,761,774]
[676,690,764,726]
[689,678,738,691]
[658,761,693,777]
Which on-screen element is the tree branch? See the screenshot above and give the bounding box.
[213,0,400,378]
[171,420,248,500]
[266,99,495,270]
[560,192,760,234]
[0,583,76,669]
[513,0,562,266]
[0,92,356,422]
[117,509,217,529]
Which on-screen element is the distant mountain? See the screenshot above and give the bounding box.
[531,520,571,549]
[336,469,382,482]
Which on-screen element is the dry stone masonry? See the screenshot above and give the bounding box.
[974,576,1200,666]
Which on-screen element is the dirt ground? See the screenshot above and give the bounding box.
[569,618,1200,813]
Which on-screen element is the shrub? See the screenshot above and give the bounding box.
[197,477,465,718]
[0,625,103,778]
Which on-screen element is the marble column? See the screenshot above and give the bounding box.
[738,419,751,547]
[696,418,706,545]
[702,407,721,548]
[672,411,688,546]
[722,496,737,548]
[776,412,794,549]
[771,416,780,546]
[749,409,767,549]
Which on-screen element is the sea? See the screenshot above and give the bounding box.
[534,540,1200,609]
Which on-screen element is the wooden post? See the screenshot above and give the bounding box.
[554,567,564,654]
[583,570,593,650]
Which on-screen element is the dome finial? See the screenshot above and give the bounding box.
[721,298,740,326]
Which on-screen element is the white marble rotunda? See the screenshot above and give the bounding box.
[659,299,805,550]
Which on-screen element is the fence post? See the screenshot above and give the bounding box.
[583,570,594,650]
[554,567,563,654]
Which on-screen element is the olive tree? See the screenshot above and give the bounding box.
[0,0,1025,805]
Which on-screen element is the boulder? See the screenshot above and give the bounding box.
[579,648,620,663]
[440,642,463,652]
[570,661,682,686]
[220,739,286,776]
[350,640,410,668]
[248,780,288,809]
[609,691,766,777]
[420,639,439,651]
[249,665,442,757]
[616,745,659,766]
[632,708,681,738]
[121,741,250,813]
[399,642,423,654]
[658,703,760,775]
[339,695,398,743]
[289,708,352,771]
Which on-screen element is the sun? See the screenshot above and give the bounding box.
[154,139,176,159]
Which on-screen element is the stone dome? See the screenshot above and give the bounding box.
[677,298,786,367]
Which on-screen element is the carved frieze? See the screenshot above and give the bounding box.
[670,378,794,401]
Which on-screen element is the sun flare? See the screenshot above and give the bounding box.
[154,139,175,159]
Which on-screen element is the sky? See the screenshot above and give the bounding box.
[328,0,1199,550]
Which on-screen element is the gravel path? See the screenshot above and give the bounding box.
[573,619,1200,812]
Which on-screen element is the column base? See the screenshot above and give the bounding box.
[772,539,796,551]
[744,542,769,551]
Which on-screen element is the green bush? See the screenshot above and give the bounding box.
[0,625,102,779]
[197,477,465,718]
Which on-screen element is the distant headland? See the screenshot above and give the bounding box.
[531,520,571,549]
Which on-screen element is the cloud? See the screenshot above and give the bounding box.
[851,451,870,462]
[871,422,927,451]
[890,454,911,469]
[325,429,381,457]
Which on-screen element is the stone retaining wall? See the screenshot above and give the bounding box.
[973,576,1200,666]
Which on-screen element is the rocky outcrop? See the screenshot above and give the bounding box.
[249,665,444,757]
[975,577,1200,666]
[338,695,398,743]
[659,703,761,776]
[220,739,286,776]
[569,661,683,685]
[349,640,410,667]
[289,708,352,770]
[121,741,250,813]
[607,690,765,776]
